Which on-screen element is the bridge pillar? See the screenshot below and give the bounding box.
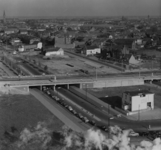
[40,86,42,91]
[79,83,83,89]
[67,84,69,89]
[53,85,55,91]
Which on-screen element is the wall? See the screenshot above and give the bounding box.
[93,78,144,88]
[0,84,29,95]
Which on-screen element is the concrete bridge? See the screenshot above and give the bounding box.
[0,74,161,94]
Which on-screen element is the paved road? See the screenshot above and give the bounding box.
[30,89,90,133]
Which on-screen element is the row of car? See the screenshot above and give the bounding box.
[42,86,109,133]
[138,131,161,140]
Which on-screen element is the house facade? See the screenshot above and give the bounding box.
[84,46,101,56]
[122,90,154,112]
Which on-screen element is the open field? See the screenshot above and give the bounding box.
[0,94,64,138]
[136,49,161,58]
[27,51,120,76]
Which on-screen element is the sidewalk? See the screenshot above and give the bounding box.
[127,108,161,121]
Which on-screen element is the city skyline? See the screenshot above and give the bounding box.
[0,0,160,17]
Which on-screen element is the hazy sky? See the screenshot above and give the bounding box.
[0,0,161,17]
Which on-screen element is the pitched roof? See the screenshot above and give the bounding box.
[46,47,63,52]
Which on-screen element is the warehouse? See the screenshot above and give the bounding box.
[122,90,154,112]
[44,47,64,56]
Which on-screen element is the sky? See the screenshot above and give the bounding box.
[0,0,161,17]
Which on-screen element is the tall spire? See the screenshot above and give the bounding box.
[3,10,6,24]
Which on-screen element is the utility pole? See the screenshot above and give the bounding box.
[139,65,140,78]
[138,104,140,121]
[108,104,110,137]
[95,67,97,80]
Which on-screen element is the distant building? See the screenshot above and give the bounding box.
[84,46,101,56]
[4,28,19,35]
[19,30,28,35]
[122,90,154,112]
[18,42,42,52]
[129,55,140,65]
[44,47,64,57]
[10,38,21,46]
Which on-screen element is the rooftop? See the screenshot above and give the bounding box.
[124,90,153,96]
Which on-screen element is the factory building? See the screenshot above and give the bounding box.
[122,90,154,112]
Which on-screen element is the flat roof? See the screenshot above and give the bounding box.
[124,90,153,96]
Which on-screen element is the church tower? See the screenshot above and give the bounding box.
[3,10,6,24]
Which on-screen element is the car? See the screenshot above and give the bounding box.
[97,125,108,132]
[83,117,89,123]
[129,131,139,137]
[55,97,60,101]
[61,102,66,107]
[46,91,51,95]
[77,113,84,119]
[116,114,121,117]
[89,120,96,126]
[51,95,56,99]
[68,106,73,111]
[65,104,69,108]
[110,116,115,120]
[59,101,64,105]
[71,110,77,115]
[42,86,47,91]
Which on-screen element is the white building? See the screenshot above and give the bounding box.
[10,38,21,46]
[84,46,101,56]
[18,42,42,52]
[45,47,64,57]
[122,90,154,112]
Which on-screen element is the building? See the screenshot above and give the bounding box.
[19,30,28,35]
[10,38,21,46]
[18,42,42,52]
[44,47,64,57]
[4,28,19,35]
[129,54,140,65]
[122,90,154,112]
[84,46,101,56]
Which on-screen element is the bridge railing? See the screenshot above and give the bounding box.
[2,75,57,80]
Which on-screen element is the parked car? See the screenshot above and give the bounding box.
[110,116,115,120]
[71,110,77,115]
[68,106,73,111]
[97,125,108,132]
[89,120,96,126]
[46,91,51,95]
[65,104,69,108]
[55,97,60,101]
[83,117,89,123]
[116,114,121,117]
[129,130,139,136]
[76,113,84,119]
